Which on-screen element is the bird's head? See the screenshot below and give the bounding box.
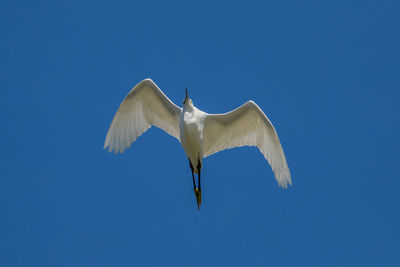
[183,88,193,107]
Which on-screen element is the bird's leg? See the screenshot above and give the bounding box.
[188,159,196,190]
[189,159,198,205]
[196,159,202,210]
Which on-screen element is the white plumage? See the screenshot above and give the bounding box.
[104,79,181,153]
[104,79,291,208]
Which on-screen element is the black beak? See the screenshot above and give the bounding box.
[184,88,188,103]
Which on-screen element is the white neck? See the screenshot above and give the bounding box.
[183,102,194,112]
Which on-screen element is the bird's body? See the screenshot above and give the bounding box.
[104,79,291,209]
[180,103,205,173]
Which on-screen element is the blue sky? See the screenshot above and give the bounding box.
[1,0,399,266]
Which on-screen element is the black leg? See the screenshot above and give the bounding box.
[197,159,202,191]
[198,168,201,191]
[188,159,196,190]
[196,159,202,209]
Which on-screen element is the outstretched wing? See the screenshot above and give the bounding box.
[104,79,182,153]
[203,101,291,188]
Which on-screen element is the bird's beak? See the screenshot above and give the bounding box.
[185,88,188,102]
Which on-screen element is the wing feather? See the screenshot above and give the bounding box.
[104,79,181,153]
[203,101,291,188]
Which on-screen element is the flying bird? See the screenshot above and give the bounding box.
[104,79,291,209]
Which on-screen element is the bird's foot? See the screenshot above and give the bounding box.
[194,188,202,210]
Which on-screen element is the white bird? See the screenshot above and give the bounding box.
[104,79,291,209]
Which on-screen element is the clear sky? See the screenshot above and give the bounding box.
[1,0,399,266]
